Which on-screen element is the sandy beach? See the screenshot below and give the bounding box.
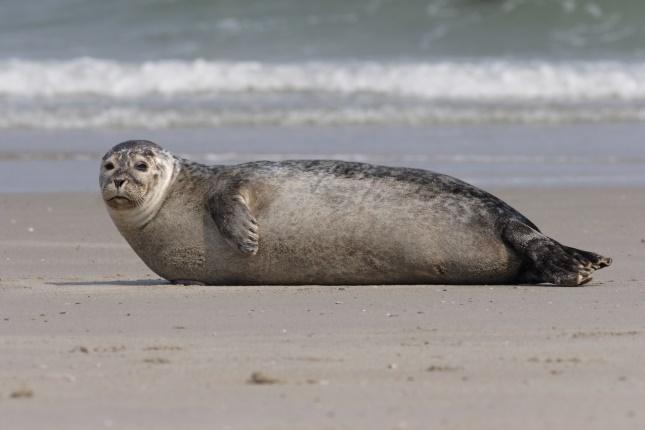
[1,187,644,429]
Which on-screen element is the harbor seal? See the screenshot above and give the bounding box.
[100,140,612,286]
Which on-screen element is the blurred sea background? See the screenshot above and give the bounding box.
[2,0,645,191]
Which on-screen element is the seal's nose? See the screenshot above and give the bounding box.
[114,178,126,189]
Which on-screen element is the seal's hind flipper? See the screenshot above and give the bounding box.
[503,219,612,286]
[208,191,259,255]
[561,246,612,270]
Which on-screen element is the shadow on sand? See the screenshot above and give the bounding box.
[48,279,169,287]
[46,280,604,288]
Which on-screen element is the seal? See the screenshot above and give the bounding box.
[100,140,612,286]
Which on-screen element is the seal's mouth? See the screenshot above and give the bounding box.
[105,195,137,209]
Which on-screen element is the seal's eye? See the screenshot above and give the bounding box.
[104,162,114,170]
[135,162,148,172]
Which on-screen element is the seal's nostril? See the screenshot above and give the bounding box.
[114,179,126,189]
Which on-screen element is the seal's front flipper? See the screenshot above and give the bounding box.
[208,192,259,255]
[503,219,612,286]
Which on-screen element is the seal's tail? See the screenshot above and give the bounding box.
[503,219,612,286]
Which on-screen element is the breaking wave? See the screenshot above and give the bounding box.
[2,58,645,128]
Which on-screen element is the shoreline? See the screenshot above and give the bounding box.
[3,123,645,192]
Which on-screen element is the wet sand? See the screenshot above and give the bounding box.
[1,188,644,429]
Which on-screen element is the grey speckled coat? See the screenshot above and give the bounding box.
[103,141,611,286]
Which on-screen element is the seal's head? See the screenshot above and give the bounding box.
[100,140,177,227]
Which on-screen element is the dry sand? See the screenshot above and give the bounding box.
[1,188,644,429]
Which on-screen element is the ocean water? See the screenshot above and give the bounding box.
[1,0,645,190]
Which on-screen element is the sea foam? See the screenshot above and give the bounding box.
[2,57,645,100]
[1,58,645,128]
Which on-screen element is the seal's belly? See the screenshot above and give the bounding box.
[131,181,522,285]
[241,208,521,284]
[223,193,520,284]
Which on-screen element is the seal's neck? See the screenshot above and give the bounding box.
[108,156,180,230]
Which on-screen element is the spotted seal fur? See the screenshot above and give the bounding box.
[99,140,612,286]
